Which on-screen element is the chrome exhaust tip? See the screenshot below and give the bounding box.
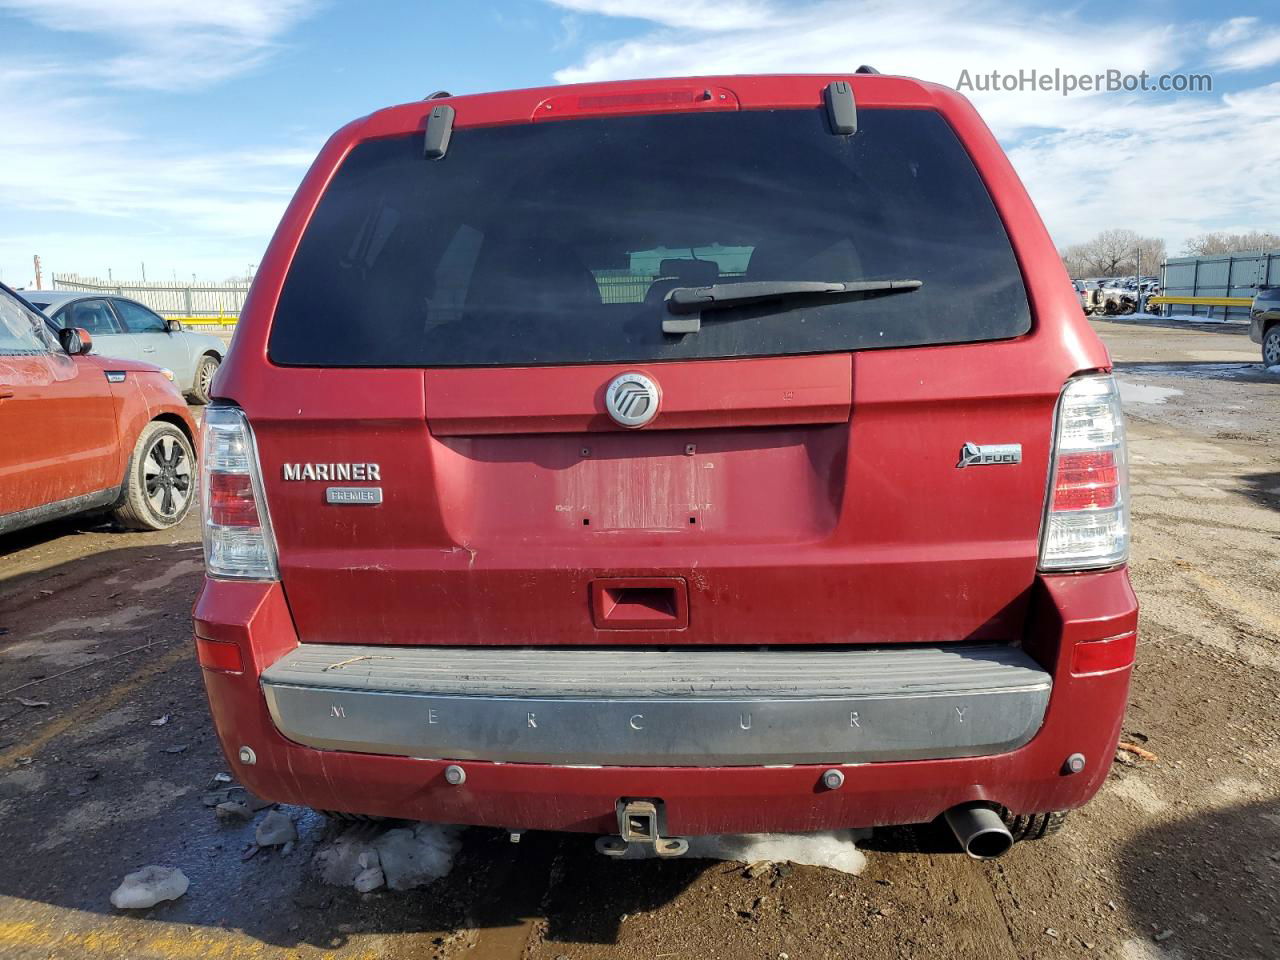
[943,804,1014,860]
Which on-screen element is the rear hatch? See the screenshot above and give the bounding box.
[251,92,1060,648]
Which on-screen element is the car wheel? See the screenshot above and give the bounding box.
[113,421,196,531]
[1264,325,1280,368]
[191,354,220,405]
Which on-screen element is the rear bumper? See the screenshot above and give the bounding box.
[260,643,1050,766]
[193,569,1136,835]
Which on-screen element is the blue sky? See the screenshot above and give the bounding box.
[1,0,1278,287]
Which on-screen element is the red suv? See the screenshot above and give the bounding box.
[0,283,197,535]
[194,74,1136,860]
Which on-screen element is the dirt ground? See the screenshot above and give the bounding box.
[0,318,1276,960]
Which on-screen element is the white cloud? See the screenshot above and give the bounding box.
[0,2,324,283]
[1210,21,1280,73]
[1208,16,1256,48]
[1008,87,1280,251]
[547,0,781,32]
[551,0,1184,136]
[0,0,317,88]
[0,60,317,284]
[545,0,1280,251]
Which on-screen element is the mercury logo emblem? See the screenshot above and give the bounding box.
[605,372,660,428]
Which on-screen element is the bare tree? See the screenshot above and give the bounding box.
[1181,230,1280,257]
[1060,229,1166,278]
[1059,247,1092,279]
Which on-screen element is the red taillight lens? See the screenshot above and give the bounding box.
[208,472,260,527]
[1071,631,1136,675]
[195,635,244,673]
[1051,451,1119,511]
[201,406,278,581]
[1040,376,1129,571]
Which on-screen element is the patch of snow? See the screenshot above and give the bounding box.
[1266,364,1280,375]
[110,865,189,909]
[316,822,462,892]
[376,823,462,890]
[1119,937,1184,960]
[1117,379,1183,405]
[684,830,870,876]
[1185,350,1263,362]
[255,809,297,847]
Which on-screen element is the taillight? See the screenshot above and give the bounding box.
[1039,375,1129,571]
[200,405,279,580]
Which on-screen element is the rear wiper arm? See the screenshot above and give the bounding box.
[662,278,922,334]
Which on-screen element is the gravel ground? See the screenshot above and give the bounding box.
[0,317,1276,960]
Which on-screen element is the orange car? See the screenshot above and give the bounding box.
[0,282,198,535]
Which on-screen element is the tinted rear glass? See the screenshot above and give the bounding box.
[271,108,1030,366]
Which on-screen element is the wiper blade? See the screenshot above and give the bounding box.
[662,278,922,334]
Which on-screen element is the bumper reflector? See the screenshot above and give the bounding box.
[196,636,244,674]
[1071,631,1136,675]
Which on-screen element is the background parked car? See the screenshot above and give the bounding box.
[21,290,225,403]
[1250,285,1280,367]
[0,283,198,535]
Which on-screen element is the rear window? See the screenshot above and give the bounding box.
[271,107,1031,367]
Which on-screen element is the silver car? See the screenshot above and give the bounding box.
[22,290,225,403]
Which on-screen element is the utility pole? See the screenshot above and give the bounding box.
[33,254,42,290]
[1135,245,1142,312]
[140,262,147,283]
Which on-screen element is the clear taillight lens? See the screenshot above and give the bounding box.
[1039,375,1129,571]
[200,405,279,580]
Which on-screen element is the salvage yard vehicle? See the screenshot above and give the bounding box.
[193,73,1137,861]
[1250,285,1280,366]
[1077,279,1101,315]
[23,290,225,404]
[0,283,197,535]
[1095,280,1138,316]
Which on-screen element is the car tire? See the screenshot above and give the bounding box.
[191,354,220,405]
[1264,325,1280,368]
[1000,808,1068,842]
[112,421,196,531]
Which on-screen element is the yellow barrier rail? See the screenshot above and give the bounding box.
[173,316,238,328]
[1147,295,1253,308]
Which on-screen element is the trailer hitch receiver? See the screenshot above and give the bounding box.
[595,799,689,858]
